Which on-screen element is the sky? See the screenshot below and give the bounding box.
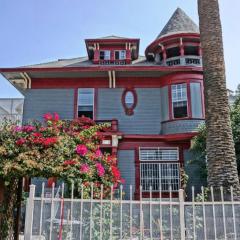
[0,0,239,98]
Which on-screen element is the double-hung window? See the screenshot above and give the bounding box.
[171,83,188,118]
[115,50,126,60]
[100,50,111,60]
[78,88,94,119]
[139,147,180,192]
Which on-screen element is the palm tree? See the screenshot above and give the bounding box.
[198,0,240,195]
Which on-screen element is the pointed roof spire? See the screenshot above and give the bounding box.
[157,7,199,39]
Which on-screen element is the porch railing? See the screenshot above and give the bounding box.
[0,114,23,125]
[25,184,240,240]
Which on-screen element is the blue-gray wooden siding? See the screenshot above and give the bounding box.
[97,88,162,134]
[22,89,75,123]
[22,87,203,134]
[160,86,169,122]
[117,150,135,199]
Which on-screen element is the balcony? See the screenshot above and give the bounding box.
[161,55,202,67]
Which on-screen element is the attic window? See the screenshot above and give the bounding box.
[115,50,126,60]
[100,50,111,60]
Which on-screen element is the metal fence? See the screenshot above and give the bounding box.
[25,184,240,240]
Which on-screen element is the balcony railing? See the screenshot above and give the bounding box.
[0,114,23,125]
[95,119,118,132]
[162,55,202,67]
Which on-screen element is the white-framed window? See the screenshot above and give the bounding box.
[171,83,188,118]
[139,147,180,192]
[78,88,94,119]
[115,50,126,60]
[99,50,111,60]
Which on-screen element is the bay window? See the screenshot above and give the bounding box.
[139,147,180,192]
[78,88,94,119]
[171,83,188,118]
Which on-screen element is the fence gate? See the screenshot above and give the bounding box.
[24,184,240,240]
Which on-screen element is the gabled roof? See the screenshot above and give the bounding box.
[157,7,199,39]
[97,35,131,40]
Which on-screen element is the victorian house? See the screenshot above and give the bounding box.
[0,8,204,198]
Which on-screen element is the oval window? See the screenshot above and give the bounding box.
[125,91,134,108]
[122,89,137,116]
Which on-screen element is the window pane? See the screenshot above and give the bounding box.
[115,51,120,60]
[140,163,180,192]
[78,89,94,106]
[139,148,179,161]
[172,84,188,118]
[125,91,134,108]
[100,51,105,60]
[120,50,126,59]
[104,50,111,60]
[78,88,94,118]
[99,51,111,60]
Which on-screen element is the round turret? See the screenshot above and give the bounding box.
[145,8,202,67]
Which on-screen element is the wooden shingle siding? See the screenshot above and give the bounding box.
[190,82,203,118]
[22,89,75,123]
[117,150,135,199]
[97,88,162,134]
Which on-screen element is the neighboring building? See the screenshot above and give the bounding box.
[227,89,237,106]
[0,8,205,198]
[0,98,24,124]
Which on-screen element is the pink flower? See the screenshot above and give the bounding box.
[95,149,102,158]
[96,163,105,177]
[80,164,90,173]
[76,144,88,156]
[33,132,42,138]
[53,112,59,121]
[16,138,26,145]
[13,126,22,132]
[43,113,53,121]
[63,160,77,165]
[42,137,57,146]
[22,126,36,132]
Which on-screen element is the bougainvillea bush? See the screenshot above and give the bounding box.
[0,113,123,238]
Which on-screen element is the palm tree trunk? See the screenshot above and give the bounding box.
[198,0,240,196]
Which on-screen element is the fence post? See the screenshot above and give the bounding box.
[179,189,185,240]
[24,184,36,240]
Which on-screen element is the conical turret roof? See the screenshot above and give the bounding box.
[157,8,199,39]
